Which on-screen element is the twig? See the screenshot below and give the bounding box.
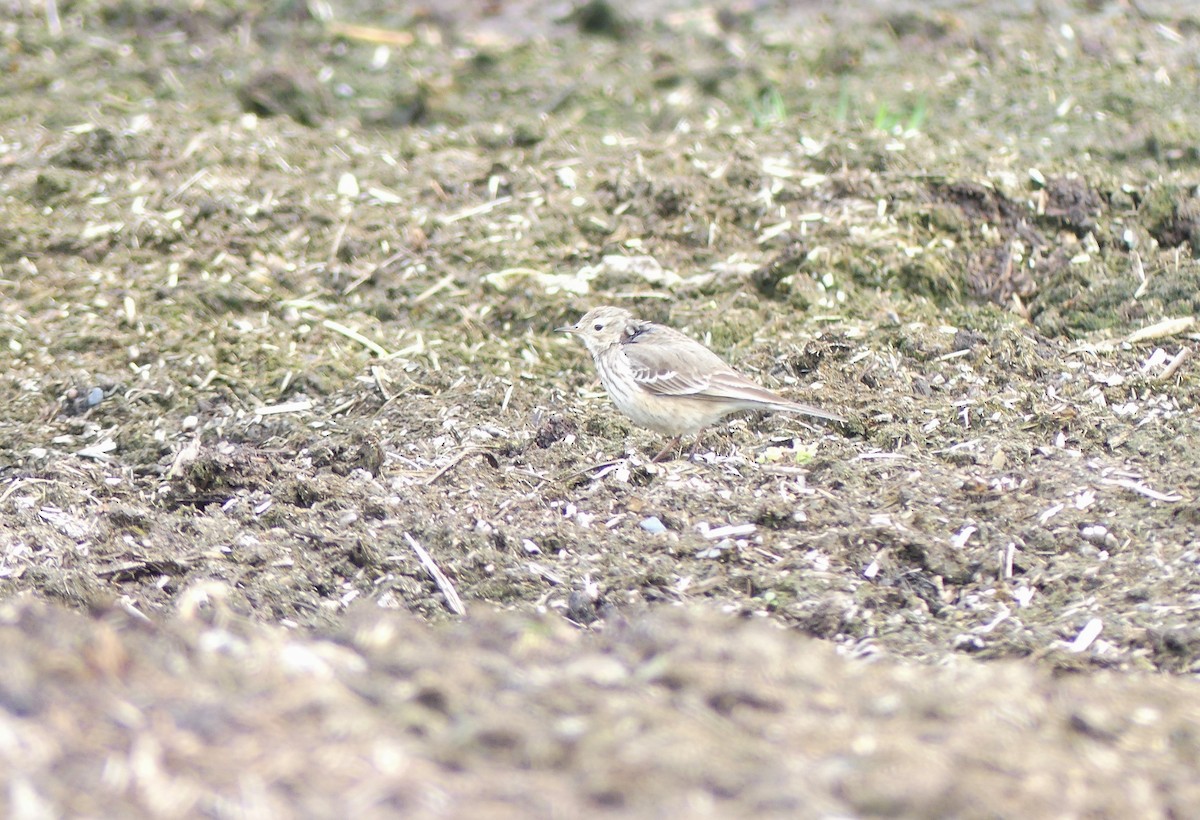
[573,459,622,478]
[1067,618,1103,653]
[1132,251,1149,299]
[328,219,348,265]
[77,439,117,460]
[342,248,412,296]
[46,0,61,37]
[0,478,45,505]
[371,365,393,401]
[1158,346,1192,381]
[528,562,564,585]
[425,447,478,486]
[326,21,415,46]
[404,532,465,616]
[699,522,757,540]
[322,319,391,357]
[1127,316,1194,344]
[1098,478,1183,503]
[438,195,512,225]
[166,169,209,203]
[253,399,313,416]
[412,273,457,304]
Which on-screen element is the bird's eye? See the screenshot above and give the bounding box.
[593,323,604,331]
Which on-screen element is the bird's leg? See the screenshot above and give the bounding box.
[687,430,705,461]
[651,435,682,463]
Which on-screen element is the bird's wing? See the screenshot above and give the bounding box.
[621,324,846,424]
[622,326,761,400]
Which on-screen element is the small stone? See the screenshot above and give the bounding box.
[337,172,359,198]
[639,516,667,534]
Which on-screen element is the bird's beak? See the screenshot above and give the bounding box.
[555,323,578,334]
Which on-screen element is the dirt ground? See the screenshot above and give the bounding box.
[3,0,1200,815]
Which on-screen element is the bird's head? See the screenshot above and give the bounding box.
[556,306,635,354]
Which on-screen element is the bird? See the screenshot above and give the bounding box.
[557,305,845,461]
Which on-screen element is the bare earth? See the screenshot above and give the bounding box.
[2,0,1200,816]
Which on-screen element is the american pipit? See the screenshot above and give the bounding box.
[557,306,845,460]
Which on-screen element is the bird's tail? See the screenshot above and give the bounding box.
[773,400,846,425]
